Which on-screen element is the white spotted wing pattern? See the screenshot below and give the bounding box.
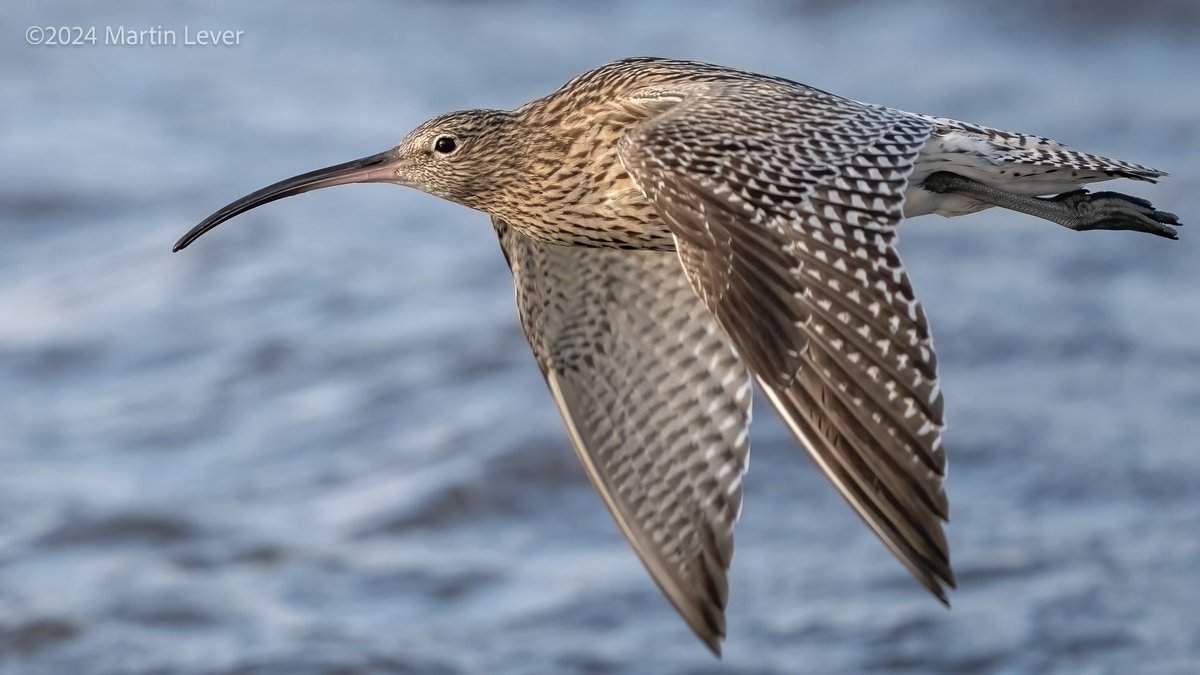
[619,80,954,602]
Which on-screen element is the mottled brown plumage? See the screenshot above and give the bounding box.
[174,57,1181,655]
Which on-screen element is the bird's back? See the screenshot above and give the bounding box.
[504,57,883,249]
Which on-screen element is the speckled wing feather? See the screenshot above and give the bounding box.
[493,218,752,653]
[619,81,955,600]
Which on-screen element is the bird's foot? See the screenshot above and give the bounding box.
[921,171,1181,240]
[1051,189,1181,240]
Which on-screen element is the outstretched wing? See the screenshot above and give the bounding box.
[493,218,752,654]
[619,81,955,600]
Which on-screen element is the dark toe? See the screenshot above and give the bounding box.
[1135,217,1179,240]
[1152,210,1181,225]
[1091,191,1153,209]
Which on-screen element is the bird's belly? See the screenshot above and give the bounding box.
[903,186,992,218]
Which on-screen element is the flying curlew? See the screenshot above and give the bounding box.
[174,57,1180,655]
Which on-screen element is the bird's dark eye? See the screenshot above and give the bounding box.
[434,137,458,154]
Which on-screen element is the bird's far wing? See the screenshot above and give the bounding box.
[619,81,955,600]
[493,218,752,654]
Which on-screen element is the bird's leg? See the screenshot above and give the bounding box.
[922,171,1181,240]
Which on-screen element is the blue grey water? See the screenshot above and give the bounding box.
[3,1,1199,673]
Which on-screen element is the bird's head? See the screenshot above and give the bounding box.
[173,109,518,252]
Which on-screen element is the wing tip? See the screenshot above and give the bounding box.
[700,632,724,658]
[677,586,729,659]
[919,562,957,607]
[662,590,726,658]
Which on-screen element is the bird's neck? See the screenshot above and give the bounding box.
[483,105,671,249]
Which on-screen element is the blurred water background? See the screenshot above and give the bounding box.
[3,1,1199,673]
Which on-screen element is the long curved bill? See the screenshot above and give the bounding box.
[173,149,401,252]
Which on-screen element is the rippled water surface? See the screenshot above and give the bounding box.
[3,1,1200,673]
